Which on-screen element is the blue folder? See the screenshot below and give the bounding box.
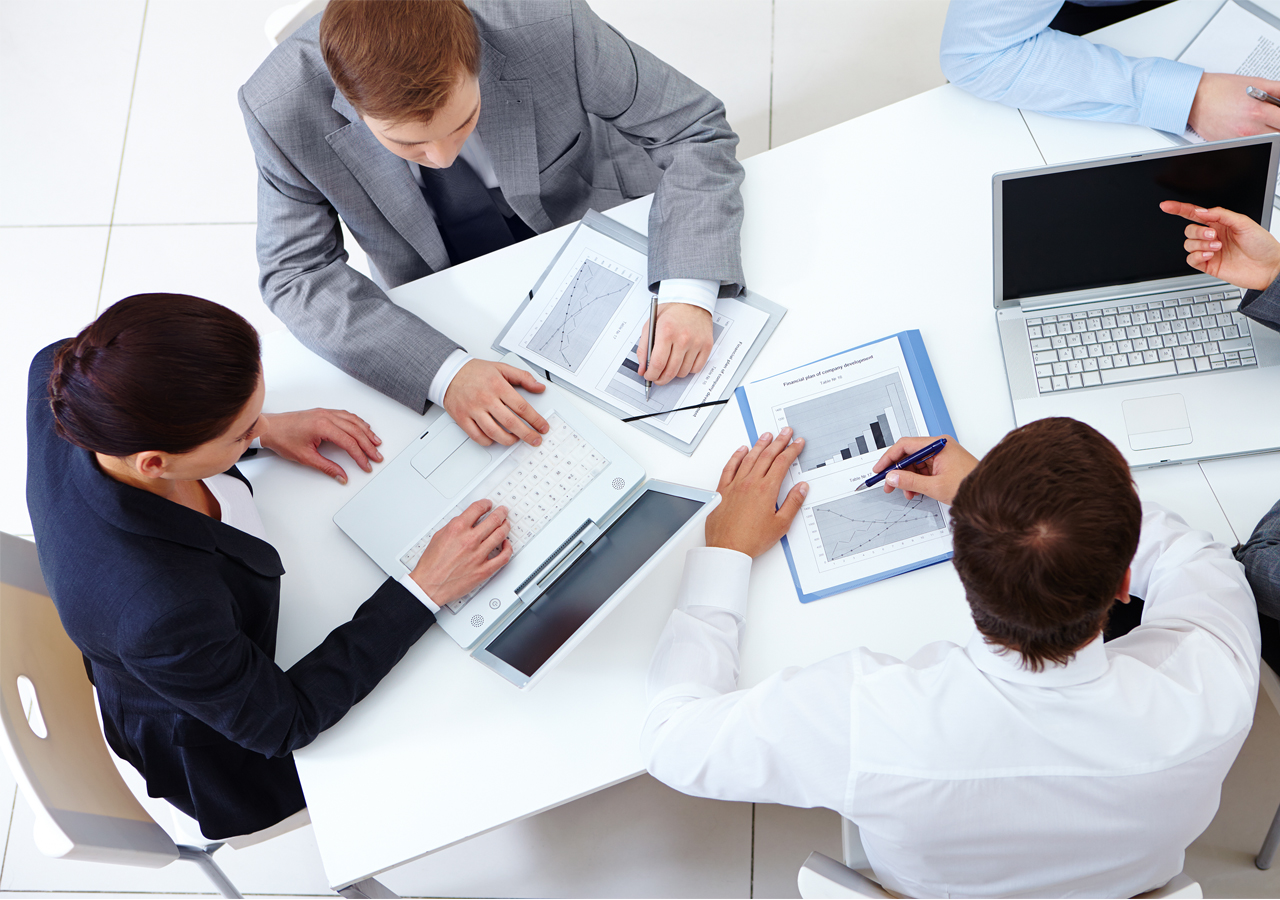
[735,330,955,603]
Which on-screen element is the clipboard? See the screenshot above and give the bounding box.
[493,210,786,455]
[735,330,956,603]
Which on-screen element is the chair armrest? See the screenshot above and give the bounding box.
[797,851,894,899]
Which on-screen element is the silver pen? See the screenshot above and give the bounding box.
[645,295,658,400]
[1247,85,1280,109]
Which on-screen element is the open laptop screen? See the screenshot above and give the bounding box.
[484,490,706,678]
[1001,141,1272,301]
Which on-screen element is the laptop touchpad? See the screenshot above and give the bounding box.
[1122,394,1193,451]
[425,441,492,495]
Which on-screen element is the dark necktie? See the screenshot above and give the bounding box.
[419,157,519,265]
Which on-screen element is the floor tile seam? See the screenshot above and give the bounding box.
[0,223,256,229]
[767,0,775,151]
[97,0,150,316]
[0,787,16,888]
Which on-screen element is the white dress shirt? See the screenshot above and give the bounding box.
[415,132,720,407]
[642,504,1260,898]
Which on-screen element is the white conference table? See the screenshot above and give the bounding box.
[243,5,1270,886]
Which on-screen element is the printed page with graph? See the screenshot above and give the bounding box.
[497,221,769,445]
[735,332,956,602]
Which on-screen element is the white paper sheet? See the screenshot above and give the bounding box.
[1177,0,1280,142]
[739,336,952,597]
[498,223,769,444]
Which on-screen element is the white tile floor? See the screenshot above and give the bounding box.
[12,2,1280,898]
[0,1,944,895]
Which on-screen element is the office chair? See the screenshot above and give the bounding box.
[0,532,246,895]
[1254,662,1280,869]
[796,817,1202,899]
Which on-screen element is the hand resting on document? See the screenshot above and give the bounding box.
[1160,200,1280,291]
[408,499,513,605]
[637,302,715,386]
[705,429,808,558]
[872,435,978,505]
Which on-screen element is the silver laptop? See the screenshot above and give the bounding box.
[333,354,718,688]
[993,135,1280,466]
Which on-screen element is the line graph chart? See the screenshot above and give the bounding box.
[809,490,945,563]
[525,258,635,372]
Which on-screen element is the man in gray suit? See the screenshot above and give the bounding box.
[239,0,746,447]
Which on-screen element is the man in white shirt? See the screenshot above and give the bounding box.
[642,418,1259,898]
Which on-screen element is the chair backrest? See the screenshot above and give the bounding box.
[0,533,178,867]
[264,0,327,46]
[797,850,1202,900]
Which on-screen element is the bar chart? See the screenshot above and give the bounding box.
[777,371,919,473]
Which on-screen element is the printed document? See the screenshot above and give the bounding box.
[1177,0,1280,142]
[737,336,952,598]
[498,223,769,444]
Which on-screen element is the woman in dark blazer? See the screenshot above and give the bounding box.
[26,293,512,840]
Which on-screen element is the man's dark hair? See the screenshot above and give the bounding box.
[320,0,480,125]
[949,417,1141,671]
[49,294,261,457]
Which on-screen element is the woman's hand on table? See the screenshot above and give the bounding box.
[872,435,977,505]
[258,409,383,484]
[410,500,512,604]
[1160,201,1280,291]
[705,429,808,559]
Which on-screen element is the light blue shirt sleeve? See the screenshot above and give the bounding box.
[940,0,1205,133]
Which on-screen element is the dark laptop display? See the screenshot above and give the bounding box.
[1002,142,1272,301]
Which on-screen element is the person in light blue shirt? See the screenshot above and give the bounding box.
[941,0,1280,140]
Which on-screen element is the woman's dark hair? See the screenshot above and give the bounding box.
[49,294,261,457]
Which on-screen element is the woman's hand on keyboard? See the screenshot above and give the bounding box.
[1160,201,1280,291]
[706,429,808,559]
[443,360,549,448]
[409,500,512,604]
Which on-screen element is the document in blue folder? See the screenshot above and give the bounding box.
[735,331,956,603]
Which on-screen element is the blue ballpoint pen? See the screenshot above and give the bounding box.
[853,437,948,493]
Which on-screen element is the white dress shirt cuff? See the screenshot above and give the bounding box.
[426,349,473,409]
[677,547,752,618]
[398,574,441,613]
[657,278,720,315]
[1141,57,1204,134]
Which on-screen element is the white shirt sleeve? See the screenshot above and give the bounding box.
[1117,501,1260,687]
[641,547,852,810]
[657,278,720,315]
[426,348,473,409]
[397,573,441,613]
[939,0,1203,133]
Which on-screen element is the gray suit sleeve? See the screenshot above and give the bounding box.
[239,88,462,413]
[1241,279,1280,335]
[1235,498,1280,620]
[570,1,746,295]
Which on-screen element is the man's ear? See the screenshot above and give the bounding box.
[1116,567,1133,603]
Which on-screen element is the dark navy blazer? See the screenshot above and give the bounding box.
[26,342,434,839]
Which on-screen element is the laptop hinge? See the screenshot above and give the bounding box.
[515,520,599,601]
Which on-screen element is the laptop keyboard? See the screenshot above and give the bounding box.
[398,413,609,614]
[1028,289,1252,393]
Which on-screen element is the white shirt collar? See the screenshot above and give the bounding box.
[966,630,1109,687]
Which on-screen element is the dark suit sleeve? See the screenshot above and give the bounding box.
[568,0,746,295]
[121,572,434,758]
[1241,280,1280,334]
[1236,498,1280,620]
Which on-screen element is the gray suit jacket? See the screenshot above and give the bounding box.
[239,0,745,411]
